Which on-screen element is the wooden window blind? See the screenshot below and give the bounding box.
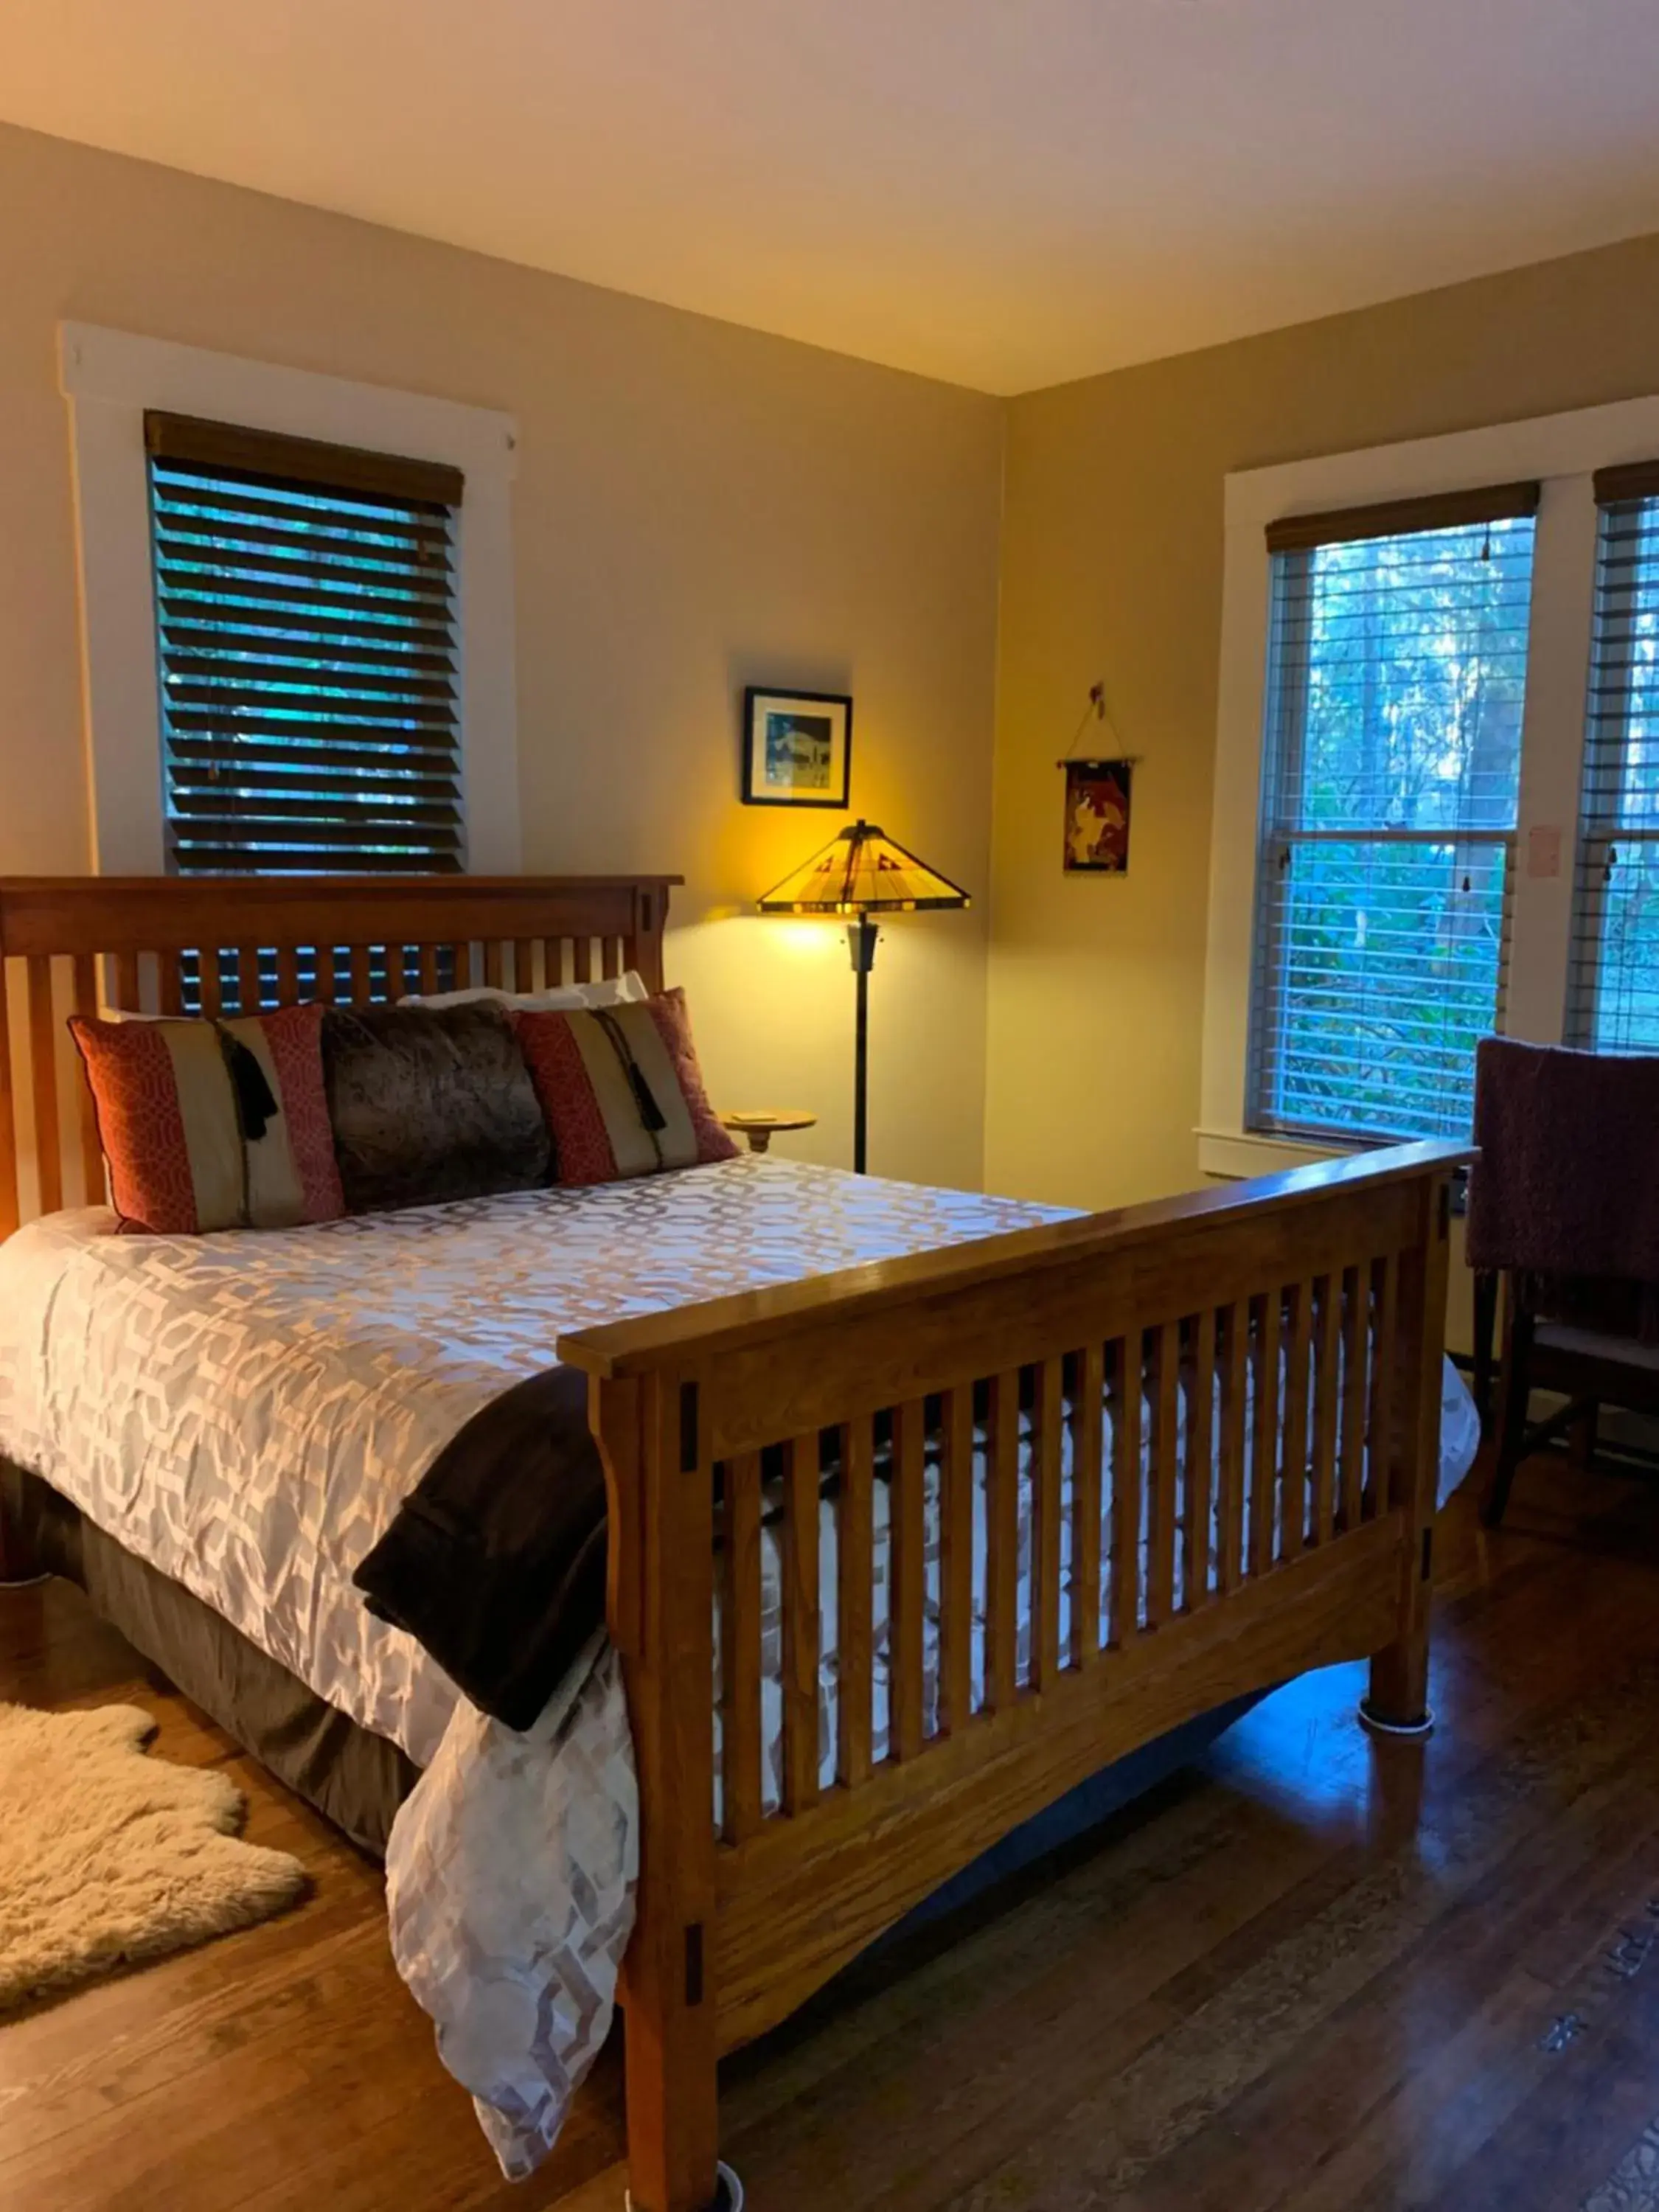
[1249,496,1538,1144]
[1263,480,1540,557]
[1566,473,1659,1052]
[145,412,465,876]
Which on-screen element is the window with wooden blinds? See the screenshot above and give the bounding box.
[1249,488,1538,1144]
[1567,469,1659,1053]
[145,412,465,876]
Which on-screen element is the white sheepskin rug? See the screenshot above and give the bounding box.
[0,1701,308,2012]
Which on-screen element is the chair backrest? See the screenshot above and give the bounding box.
[1467,1034,1659,1293]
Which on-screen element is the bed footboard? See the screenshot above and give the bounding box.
[559,1141,1464,2212]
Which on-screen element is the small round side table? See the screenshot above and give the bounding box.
[720,1110,818,1155]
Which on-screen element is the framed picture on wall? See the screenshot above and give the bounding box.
[1062,757,1133,873]
[742,687,853,808]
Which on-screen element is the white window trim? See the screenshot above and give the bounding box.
[1200,390,1659,1180]
[58,321,522,875]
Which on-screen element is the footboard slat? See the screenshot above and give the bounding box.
[836,1419,874,1789]
[1312,1274,1341,1545]
[1218,1301,1248,1593]
[721,1450,764,1843]
[890,1400,928,1762]
[1369,1253,1400,1515]
[1149,1321,1180,1628]
[1186,1311,1217,1610]
[780,1431,820,1816]
[1072,1344,1105,1663]
[1281,1280,1312,1563]
[1340,1263,1366,1531]
[1251,1290,1281,1575]
[1034,1357,1065,1690]
[1110,1335,1143,1647]
[940,1383,975,1734]
[986,1371,1020,1711]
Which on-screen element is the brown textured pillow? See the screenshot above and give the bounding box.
[322,1003,551,1214]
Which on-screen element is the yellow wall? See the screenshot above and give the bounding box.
[987,230,1659,1217]
[11,114,1659,1225]
[0,122,1004,1193]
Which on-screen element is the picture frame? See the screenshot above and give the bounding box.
[1062,757,1133,873]
[742,687,853,809]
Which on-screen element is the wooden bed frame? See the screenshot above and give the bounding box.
[0,874,1466,2212]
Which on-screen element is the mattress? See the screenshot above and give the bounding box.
[0,1156,1481,2175]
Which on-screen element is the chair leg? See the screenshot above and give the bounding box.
[1568,1401,1600,1473]
[1472,1270,1499,1437]
[1481,1296,1534,1528]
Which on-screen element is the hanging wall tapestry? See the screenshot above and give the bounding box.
[1062,757,1133,873]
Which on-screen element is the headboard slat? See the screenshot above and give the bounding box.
[0,873,679,1238]
[71,953,103,1205]
[0,981,17,1240]
[159,953,185,1018]
[27,957,63,1217]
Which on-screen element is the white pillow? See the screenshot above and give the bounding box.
[397,970,650,1012]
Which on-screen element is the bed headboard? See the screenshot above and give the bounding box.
[0,872,681,1237]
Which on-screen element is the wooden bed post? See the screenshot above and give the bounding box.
[592,1369,722,2212]
[1362,1169,1453,1737]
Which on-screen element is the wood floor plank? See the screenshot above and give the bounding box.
[4,1451,1658,2212]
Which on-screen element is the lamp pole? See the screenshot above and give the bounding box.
[848,915,878,1175]
[760,821,968,1181]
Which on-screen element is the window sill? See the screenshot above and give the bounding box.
[1195,1127,1359,1180]
[1197,1126,1472,1216]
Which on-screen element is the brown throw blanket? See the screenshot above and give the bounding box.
[354,1365,610,1733]
[1467,1036,1659,1344]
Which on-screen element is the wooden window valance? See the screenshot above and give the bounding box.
[1265,480,1542,555]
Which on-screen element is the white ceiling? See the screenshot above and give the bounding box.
[5,0,1659,394]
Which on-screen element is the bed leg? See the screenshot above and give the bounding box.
[1361,1622,1433,1738]
[605,1373,728,2212]
[0,1473,44,1587]
[622,1972,726,2212]
[1358,1175,1450,1742]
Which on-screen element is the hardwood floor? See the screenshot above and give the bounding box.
[4,1451,1659,2211]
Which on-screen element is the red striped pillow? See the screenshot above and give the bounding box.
[514,990,738,1187]
[69,1005,345,1235]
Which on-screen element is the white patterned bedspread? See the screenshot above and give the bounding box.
[0,1158,1071,2171]
[0,1157,1480,2177]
